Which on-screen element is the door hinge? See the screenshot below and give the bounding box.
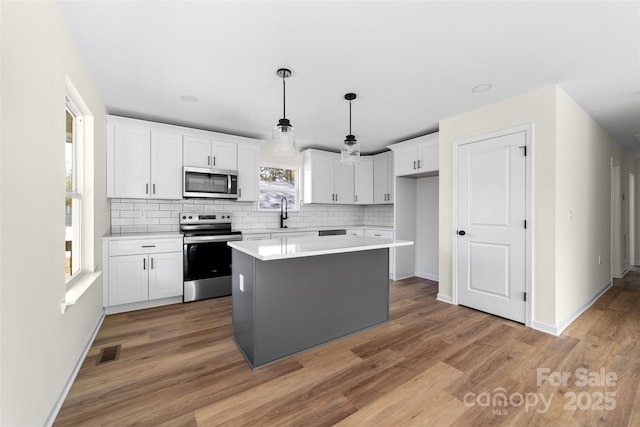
[519,145,527,156]
[524,292,527,302]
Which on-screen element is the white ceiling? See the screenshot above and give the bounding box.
[59,1,640,155]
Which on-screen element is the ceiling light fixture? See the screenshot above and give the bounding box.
[180,95,198,103]
[472,83,493,93]
[272,68,296,155]
[341,93,360,165]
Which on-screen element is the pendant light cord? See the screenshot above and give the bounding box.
[349,99,352,135]
[282,76,286,119]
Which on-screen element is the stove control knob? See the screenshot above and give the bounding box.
[182,215,186,219]
[188,216,193,219]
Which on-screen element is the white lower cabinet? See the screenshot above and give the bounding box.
[103,236,183,311]
[365,228,395,279]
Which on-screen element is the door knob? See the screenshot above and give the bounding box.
[457,230,466,236]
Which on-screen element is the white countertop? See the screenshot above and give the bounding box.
[228,235,413,261]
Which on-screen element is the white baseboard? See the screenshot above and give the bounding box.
[104,296,183,315]
[45,311,105,427]
[415,271,439,281]
[532,281,613,336]
[436,293,453,304]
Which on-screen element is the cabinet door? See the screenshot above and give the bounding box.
[354,158,373,204]
[393,145,418,177]
[333,160,354,204]
[373,152,393,204]
[183,136,212,167]
[212,141,237,170]
[305,152,334,204]
[148,251,183,300]
[237,143,260,201]
[114,126,151,198]
[151,131,183,199]
[418,142,439,172]
[109,254,149,305]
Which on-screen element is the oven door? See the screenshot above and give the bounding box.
[183,235,242,302]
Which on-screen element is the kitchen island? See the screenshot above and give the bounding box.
[228,235,413,369]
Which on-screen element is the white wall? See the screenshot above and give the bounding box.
[0,2,107,425]
[555,88,632,324]
[439,86,558,326]
[415,176,439,280]
[439,85,634,331]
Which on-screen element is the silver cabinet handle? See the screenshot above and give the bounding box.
[141,245,155,248]
[151,257,154,269]
[143,258,146,270]
[355,195,358,203]
[152,183,156,194]
[413,161,417,170]
[418,159,421,169]
[239,188,242,198]
[207,155,211,166]
[146,183,149,194]
[213,156,216,166]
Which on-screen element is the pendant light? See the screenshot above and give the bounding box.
[341,92,360,164]
[272,68,296,154]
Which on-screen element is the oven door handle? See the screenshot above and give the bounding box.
[184,235,243,243]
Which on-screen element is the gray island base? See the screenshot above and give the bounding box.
[231,247,389,369]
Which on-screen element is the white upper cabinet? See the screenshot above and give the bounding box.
[150,131,183,199]
[302,150,354,204]
[237,142,261,202]
[389,132,439,177]
[108,118,182,199]
[354,157,374,204]
[373,151,393,204]
[183,135,237,170]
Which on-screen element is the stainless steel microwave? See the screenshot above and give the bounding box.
[183,166,238,199]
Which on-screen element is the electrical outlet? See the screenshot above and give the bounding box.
[239,274,244,292]
[139,210,146,218]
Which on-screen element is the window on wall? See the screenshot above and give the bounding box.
[258,165,300,211]
[65,102,83,282]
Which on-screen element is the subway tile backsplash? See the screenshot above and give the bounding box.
[109,199,394,234]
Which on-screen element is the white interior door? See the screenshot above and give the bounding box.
[612,165,622,277]
[456,131,527,323]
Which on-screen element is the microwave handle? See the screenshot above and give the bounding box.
[228,175,232,193]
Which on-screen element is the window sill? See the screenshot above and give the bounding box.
[61,271,102,314]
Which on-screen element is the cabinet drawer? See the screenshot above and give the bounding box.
[365,229,393,239]
[109,237,183,256]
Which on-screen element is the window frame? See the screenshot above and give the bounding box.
[257,163,301,212]
[65,98,83,284]
[63,76,96,294]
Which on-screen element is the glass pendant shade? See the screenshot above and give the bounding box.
[341,135,360,164]
[273,119,296,154]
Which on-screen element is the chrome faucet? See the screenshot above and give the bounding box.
[280,197,289,228]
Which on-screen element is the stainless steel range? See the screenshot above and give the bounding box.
[180,212,242,302]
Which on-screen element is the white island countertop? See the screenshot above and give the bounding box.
[228,235,413,261]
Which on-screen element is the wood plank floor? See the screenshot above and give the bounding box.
[55,274,640,426]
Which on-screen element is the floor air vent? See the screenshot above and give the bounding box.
[96,344,121,365]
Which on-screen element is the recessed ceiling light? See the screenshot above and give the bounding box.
[472,84,493,93]
[180,95,198,103]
